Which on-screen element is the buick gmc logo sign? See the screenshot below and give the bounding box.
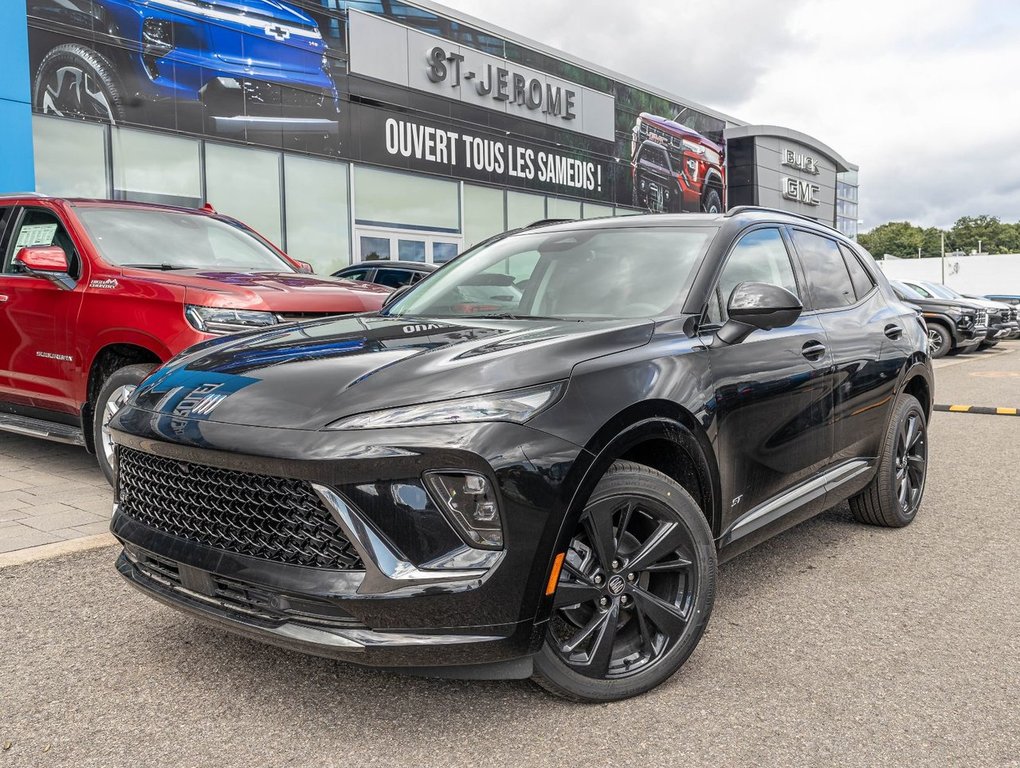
[426,47,577,122]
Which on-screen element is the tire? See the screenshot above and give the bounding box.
[979,340,998,350]
[33,43,126,123]
[532,461,716,702]
[925,322,951,359]
[92,364,154,488]
[849,394,928,528]
[702,188,723,214]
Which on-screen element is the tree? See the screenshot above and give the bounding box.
[857,221,926,259]
[948,215,1019,254]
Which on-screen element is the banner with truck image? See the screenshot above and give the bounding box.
[25,0,728,210]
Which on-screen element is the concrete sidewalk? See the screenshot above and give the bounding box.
[0,433,112,554]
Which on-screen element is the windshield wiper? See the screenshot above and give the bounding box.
[120,263,197,271]
[470,313,577,321]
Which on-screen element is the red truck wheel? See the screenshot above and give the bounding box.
[93,364,154,488]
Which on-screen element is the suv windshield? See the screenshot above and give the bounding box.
[893,281,926,299]
[388,226,715,320]
[75,208,293,272]
[922,282,962,300]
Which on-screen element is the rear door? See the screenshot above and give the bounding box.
[704,226,836,548]
[0,205,88,414]
[787,228,904,463]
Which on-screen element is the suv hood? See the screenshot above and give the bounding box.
[127,315,655,430]
[118,267,391,313]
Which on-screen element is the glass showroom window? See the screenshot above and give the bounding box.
[113,127,201,207]
[354,166,459,231]
[463,184,505,248]
[506,190,545,230]
[205,143,284,247]
[547,197,581,220]
[284,154,351,274]
[582,202,614,219]
[33,115,110,198]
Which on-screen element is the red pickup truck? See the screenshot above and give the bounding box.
[0,194,390,483]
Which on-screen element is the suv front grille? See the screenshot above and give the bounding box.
[117,448,364,570]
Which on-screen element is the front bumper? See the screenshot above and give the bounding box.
[110,413,590,671]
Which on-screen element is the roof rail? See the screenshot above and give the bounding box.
[0,192,47,200]
[524,218,574,229]
[724,205,840,232]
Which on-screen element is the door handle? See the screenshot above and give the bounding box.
[884,323,903,340]
[0,295,8,303]
[801,340,827,361]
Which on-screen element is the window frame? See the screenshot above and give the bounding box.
[699,224,804,329]
[2,205,83,282]
[785,225,864,313]
[838,242,878,302]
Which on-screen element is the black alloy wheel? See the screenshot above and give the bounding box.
[849,394,928,527]
[892,406,928,518]
[533,461,715,702]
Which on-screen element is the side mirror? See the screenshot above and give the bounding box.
[716,281,802,345]
[293,259,314,274]
[382,284,411,310]
[14,246,75,290]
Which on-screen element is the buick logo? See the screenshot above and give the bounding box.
[607,575,626,596]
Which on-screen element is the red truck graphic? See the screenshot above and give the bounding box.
[631,112,725,214]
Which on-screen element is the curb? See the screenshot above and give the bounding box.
[933,404,1019,416]
[0,533,117,569]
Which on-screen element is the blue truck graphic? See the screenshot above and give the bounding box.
[28,0,341,150]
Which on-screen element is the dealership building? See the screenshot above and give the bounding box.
[1,0,859,275]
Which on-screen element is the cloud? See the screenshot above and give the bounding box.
[442,0,1020,229]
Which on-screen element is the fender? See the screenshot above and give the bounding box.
[78,329,172,400]
[702,168,724,192]
[554,405,720,560]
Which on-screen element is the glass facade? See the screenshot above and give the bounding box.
[32,116,638,273]
[836,170,860,240]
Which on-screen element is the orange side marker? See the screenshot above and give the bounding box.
[545,552,566,595]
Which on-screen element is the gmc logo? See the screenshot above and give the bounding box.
[782,177,820,206]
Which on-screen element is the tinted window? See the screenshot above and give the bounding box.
[337,267,372,281]
[706,228,799,324]
[791,230,854,309]
[375,269,417,288]
[839,243,875,300]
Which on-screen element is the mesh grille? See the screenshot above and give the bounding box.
[118,448,364,570]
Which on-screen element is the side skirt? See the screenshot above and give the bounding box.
[718,459,875,548]
[0,412,86,446]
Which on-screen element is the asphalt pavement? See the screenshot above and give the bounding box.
[1,347,1018,767]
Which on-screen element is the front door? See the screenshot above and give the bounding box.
[354,227,462,266]
[0,206,87,415]
[701,227,836,549]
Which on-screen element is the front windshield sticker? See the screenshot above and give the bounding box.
[15,224,57,249]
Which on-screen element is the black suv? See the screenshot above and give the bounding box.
[891,280,986,358]
[110,208,933,702]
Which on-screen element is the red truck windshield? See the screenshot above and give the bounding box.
[75,207,294,272]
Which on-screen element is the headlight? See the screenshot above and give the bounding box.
[185,305,279,335]
[326,382,564,431]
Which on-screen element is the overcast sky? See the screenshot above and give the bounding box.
[442,0,1020,231]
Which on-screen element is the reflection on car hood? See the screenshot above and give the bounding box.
[176,0,318,28]
[126,314,655,430]
[118,267,391,313]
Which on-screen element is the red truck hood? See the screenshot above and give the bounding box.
[117,267,392,313]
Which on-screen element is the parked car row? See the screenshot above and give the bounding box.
[889,279,1019,358]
